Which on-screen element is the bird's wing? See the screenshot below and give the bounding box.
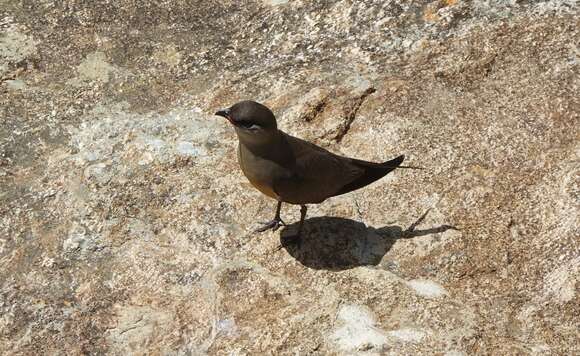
[273,134,364,204]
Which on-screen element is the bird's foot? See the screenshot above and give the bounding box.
[254,218,286,233]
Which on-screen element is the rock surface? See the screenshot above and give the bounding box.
[1,1,578,354]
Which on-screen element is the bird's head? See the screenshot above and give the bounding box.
[215,100,278,145]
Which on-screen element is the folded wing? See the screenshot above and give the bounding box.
[274,134,402,204]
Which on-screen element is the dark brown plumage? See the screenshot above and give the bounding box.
[215,100,416,241]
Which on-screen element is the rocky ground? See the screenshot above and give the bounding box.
[1,0,578,355]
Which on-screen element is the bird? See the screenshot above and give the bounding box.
[215,100,419,244]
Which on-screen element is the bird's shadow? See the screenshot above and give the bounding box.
[279,209,458,271]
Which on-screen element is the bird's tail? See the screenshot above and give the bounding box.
[359,154,423,170]
[382,155,424,170]
[333,154,414,197]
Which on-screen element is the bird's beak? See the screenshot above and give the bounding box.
[215,108,230,119]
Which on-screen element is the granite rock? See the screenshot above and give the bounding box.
[1,1,578,354]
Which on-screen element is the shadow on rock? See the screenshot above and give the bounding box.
[279,209,458,271]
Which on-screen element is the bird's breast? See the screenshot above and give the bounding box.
[248,180,279,199]
[238,144,287,200]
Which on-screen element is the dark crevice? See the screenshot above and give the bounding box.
[299,95,329,122]
[334,87,376,142]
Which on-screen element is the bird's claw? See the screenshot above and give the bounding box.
[255,218,286,233]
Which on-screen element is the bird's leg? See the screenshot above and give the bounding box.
[255,201,286,232]
[279,205,307,249]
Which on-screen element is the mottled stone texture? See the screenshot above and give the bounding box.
[1,1,578,355]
